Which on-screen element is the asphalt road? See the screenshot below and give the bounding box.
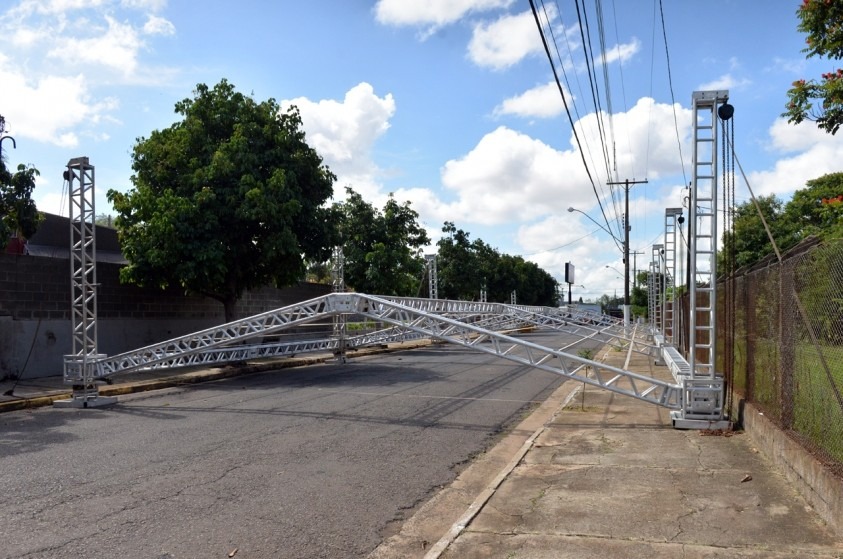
[1,331,601,559]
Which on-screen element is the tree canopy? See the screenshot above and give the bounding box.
[784,0,843,134]
[334,187,430,295]
[0,159,42,249]
[720,172,843,271]
[108,79,336,322]
[783,171,843,239]
[436,222,558,306]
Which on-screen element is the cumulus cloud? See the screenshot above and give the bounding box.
[47,16,142,75]
[698,73,751,92]
[467,9,543,70]
[280,83,396,202]
[0,0,178,170]
[598,37,640,66]
[374,0,513,31]
[143,14,174,35]
[0,55,118,147]
[493,81,571,118]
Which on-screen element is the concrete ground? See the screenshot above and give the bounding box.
[3,341,842,559]
[370,347,843,559]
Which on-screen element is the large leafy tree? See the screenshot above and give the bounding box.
[437,222,481,300]
[0,160,42,249]
[783,171,843,239]
[335,187,430,295]
[784,0,843,134]
[108,80,337,322]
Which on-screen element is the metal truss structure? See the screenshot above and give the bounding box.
[58,158,116,408]
[648,90,732,429]
[76,293,682,411]
[57,90,736,428]
[663,208,683,344]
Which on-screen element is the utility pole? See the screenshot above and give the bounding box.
[607,179,648,327]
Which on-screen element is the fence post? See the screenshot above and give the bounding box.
[744,274,755,403]
[779,262,795,430]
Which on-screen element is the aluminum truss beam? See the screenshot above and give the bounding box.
[81,293,682,411]
[355,294,681,409]
[59,157,115,408]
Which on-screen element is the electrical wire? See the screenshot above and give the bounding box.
[531,0,619,251]
[658,0,687,187]
[521,227,603,256]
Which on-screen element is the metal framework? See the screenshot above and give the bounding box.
[425,254,438,299]
[663,208,683,344]
[669,90,731,428]
[51,127,734,427]
[78,293,682,410]
[59,157,115,407]
[651,244,664,335]
[331,245,347,360]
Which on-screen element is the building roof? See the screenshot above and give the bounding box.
[24,213,127,264]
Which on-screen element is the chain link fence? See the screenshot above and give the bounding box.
[713,237,843,478]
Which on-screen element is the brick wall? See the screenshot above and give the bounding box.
[0,253,330,321]
[0,253,332,378]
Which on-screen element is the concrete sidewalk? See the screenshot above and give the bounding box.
[371,346,843,559]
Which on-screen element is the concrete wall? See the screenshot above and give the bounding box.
[0,253,331,379]
[743,401,843,538]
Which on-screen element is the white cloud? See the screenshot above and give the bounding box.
[468,9,543,70]
[742,118,843,198]
[391,97,693,235]
[8,0,109,17]
[47,15,142,76]
[598,37,640,66]
[280,82,396,202]
[0,55,118,147]
[572,97,691,182]
[698,73,751,92]
[434,126,594,225]
[143,14,174,35]
[374,0,513,29]
[493,81,570,119]
[121,0,167,11]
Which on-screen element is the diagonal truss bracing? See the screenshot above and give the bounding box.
[87,293,682,410]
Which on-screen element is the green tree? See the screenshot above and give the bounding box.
[435,221,557,305]
[720,195,792,270]
[335,187,430,295]
[437,222,481,300]
[783,172,843,240]
[108,79,337,322]
[0,160,42,249]
[784,0,843,134]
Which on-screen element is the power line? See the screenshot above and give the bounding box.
[529,0,616,240]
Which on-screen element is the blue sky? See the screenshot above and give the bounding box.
[1,0,841,301]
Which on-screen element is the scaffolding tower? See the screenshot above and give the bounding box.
[672,90,732,428]
[57,157,115,408]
